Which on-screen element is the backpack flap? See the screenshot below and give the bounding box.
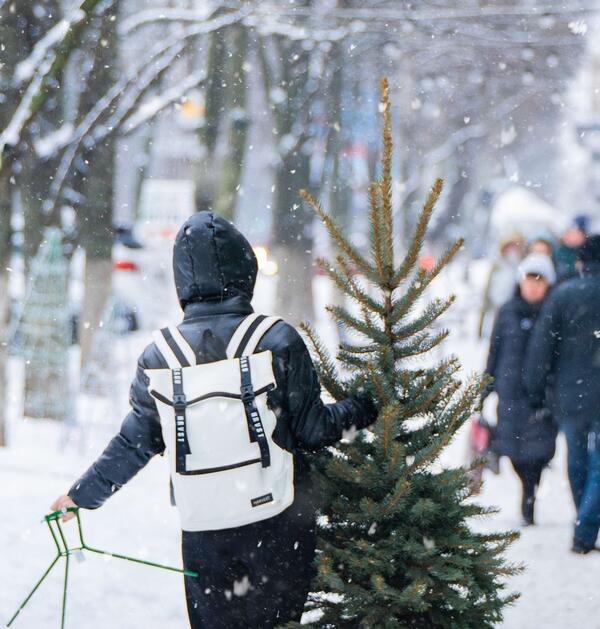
[145,350,276,406]
[145,352,278,477]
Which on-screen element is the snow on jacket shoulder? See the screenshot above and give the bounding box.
[69,212,375,510]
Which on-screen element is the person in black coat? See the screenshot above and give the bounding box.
[525,235,600,554]
[51,212,378,628]
[485,253,558,526]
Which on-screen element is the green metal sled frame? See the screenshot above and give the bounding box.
[6,507,197,628]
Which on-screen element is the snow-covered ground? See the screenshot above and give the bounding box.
[1,271,600,628]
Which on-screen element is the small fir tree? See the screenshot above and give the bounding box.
[12,228,72,421]
[296,79,519,628]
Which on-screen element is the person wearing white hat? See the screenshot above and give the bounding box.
[518,253,557,289]
[484,253,558,526]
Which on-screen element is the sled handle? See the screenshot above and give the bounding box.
[44,507,79,523]
[6,508,197,628]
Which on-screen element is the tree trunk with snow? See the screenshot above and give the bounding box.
[76,2,118,368]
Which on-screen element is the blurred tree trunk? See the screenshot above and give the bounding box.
[76,3,119,367]
[0,7,20,444]
[273,147,313,324]
[194,27,227,212]
[0,159,12,446]
[261,25,315,325]
[324,37,350,339]
[214,24,249,221]
[21,138,58,263]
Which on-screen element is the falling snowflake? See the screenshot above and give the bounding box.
[568,20,587,35]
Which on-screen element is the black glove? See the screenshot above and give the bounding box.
[352,393,379,429]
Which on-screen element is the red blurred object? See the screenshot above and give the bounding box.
[113,260,139,272]
[468,415,490,455]
[419,255,435,272]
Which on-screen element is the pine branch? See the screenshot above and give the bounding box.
[383,378,482,519]
[379,77,394,279]
[338,341,379,355]
[393,296,455,341]
[428,237,464,283]
[300,189,376,281]
[400,237,464,301]
[389,267,429,324]
[394,329,450,360]
[317,255,385,315]
[299,322,347,400]
[391,178,443,288]
[327,304,388,343]
[337,350,373,372]
[368,182,386,281]
[379,400,402,457]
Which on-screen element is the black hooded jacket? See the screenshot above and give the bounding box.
[69,212,376,510]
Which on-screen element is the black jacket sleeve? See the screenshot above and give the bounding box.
[524,292,560,406]
[275,326,377,450]
[68,346,165,509]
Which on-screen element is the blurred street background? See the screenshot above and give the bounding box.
[2,2,600,627]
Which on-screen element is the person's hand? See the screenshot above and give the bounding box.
[50,495,78,522]
[354,393,378,429]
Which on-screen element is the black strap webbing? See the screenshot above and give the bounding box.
[161,328,191,367]
[171,368,191,474]
[234,315,267,358]
[239,356,271,468]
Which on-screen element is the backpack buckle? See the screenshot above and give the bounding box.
[173,394,187,411]
[240,385,255,402]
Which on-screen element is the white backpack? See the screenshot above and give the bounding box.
[145,314,295,532]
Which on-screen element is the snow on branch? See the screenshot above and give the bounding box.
[45,40,186,211]
[0,0,104,162]
[245,13,348,42]
[1,49,56,150]
[260,3,595,22]
[45,5,252,214]
[118,1,237,35]
[14,14,81,85]
[34,124,75,159]
[122,70,207,135]
[118,1,348,42]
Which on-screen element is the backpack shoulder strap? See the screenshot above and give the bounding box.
[152,326,196,368]
[166,326,196,366]
[226,313,262,359]
[234,315,282,358]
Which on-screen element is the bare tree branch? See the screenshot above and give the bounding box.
[0,0,107,166]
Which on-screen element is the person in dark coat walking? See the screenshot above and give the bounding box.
[485,253,558,526]
[526,235,600,554]
[51,212,378,628]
